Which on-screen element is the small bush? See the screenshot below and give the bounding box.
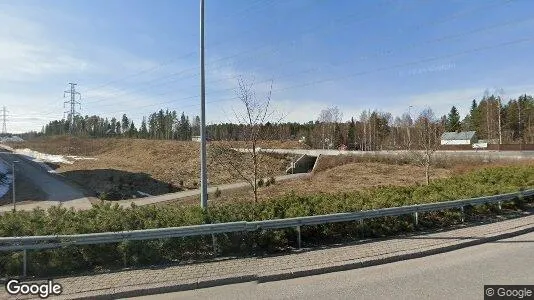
[99,192,108,200]
[257,179,264,187]
[269,177,276,185]
[214,188,221,198]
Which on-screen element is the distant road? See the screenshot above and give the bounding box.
[133,231,534,300]
[0,151,87,203]
[235,148,534,160]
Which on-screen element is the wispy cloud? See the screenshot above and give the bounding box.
[0,12,92,82]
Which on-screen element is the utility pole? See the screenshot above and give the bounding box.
[1,106,7,135]
[64,83,81,135]
[199,0,208,210]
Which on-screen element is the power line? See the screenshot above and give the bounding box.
[81,0,514,107]
[81,0,312,97]
[88,14,534,117]
[81,0,393,104]
[272,37,533,94]
[83,36,533,120]
[29,1,530,128]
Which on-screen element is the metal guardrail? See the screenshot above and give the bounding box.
[0,189,533,276]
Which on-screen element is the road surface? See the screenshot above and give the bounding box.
[129,231,534,300]
[0,151,87,202]
[234,148,534,161]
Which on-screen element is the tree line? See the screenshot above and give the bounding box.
[42,110,201,141]
[39,93,534,149]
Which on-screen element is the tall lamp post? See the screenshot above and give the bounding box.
[12,160,19,211]
[199,0,208,210]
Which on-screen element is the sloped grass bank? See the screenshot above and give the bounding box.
[1,166,533,277]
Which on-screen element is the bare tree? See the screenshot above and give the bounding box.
[209,77,279,203]
[318,106,342,149]
[409,108,442,185]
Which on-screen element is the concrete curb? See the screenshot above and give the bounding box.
[66,221,534,299]
[256,224,534,283]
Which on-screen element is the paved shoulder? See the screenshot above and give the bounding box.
[0,152,89,203]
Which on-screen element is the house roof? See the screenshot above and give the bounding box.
[440,131,476,141]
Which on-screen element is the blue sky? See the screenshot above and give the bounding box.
[2,0,534,133]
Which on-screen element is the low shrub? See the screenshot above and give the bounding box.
[0,165,532,277]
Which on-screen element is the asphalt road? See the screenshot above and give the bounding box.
[131,231,534,300]
[0,152,86,202]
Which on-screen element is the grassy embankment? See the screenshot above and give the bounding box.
[6,137,301,200]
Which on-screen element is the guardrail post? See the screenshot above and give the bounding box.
[460,206,465,223]
[359,219,364,238]
[413,212,419,227]
[296,226,301,249]
[211,234,218,255]
[517,191,526,209]
[22,250,27,278]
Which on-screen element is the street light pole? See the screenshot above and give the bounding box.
[12,160,18,211]
[199,0,208,210]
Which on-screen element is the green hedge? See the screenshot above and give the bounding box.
[1,166,533,277]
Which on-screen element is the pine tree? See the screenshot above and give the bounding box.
[347,117,356,149]
[110,118,117,134]
[139,117,148,139]
[333,123,344,148]
[128,121,137,138]
[121,114,129,134]
[446,106,461,132]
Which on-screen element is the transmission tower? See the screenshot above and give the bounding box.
[1,106,7,135]
[64,83,81,135]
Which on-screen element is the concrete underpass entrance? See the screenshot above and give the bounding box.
[286,154,317,174]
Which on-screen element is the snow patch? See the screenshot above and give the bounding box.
[137,191,153,197]
[65,156,98,161]
[13,149,97,165]
[0,136,24,143]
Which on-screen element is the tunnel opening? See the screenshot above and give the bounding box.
[286,154,318,174]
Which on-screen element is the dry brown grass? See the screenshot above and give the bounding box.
[163,162,452,207]
[6,136,308,156]
[6,137,297,193]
